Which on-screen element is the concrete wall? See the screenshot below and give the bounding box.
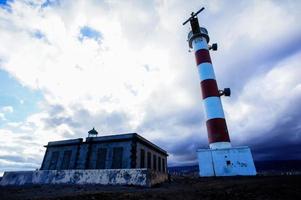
[0,169,167,187]
[136,142,167,172]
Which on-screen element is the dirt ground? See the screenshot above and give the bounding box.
[0,175,300,200]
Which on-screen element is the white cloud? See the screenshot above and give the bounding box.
[0,106,13,121]
[0,113,6,121]
[1,106,14,113]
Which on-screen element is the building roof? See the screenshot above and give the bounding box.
[46,138,83,147]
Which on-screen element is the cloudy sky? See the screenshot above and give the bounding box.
[0,0,300,174]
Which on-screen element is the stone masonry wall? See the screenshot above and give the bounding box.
[0,169,167,187]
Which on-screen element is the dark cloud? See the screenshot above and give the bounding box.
[48,104,65,115]
[43,104,79,129]
[0,161,39,171]
[73,108,130,131]
[138,79,301,163]
[0,154,41,165]
[137,105,208,165]
[139,106,204,132]
[247,96,301,160]
[43,115,80,129]
[212,34,301,103]
[42,104,132,139]
[0,155,27,163]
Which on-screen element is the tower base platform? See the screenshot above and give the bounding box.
[197,146,256,176]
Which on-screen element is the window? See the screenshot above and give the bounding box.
[96,148,107,169]
[49,151,59,170]
[158,157,161,172]
[140,149,145,168]
[111,147,123,169]
[153,154,157,170]
[162,158,165,173]
[60,150,72,169]
[147,152,151,169]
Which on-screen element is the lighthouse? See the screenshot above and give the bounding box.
[183,7,256,176]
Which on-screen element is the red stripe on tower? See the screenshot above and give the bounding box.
[200,79,219,99]
[206,118,230,143]
[195,49,211,65]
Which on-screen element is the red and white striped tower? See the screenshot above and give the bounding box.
[194,39,231,149]
[183,7,256,176]
[184,8,231,150]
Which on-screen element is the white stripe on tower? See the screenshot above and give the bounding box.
[197,63,216,82]
[203,97,225,120]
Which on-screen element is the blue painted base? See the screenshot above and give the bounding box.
[197,146,257,176]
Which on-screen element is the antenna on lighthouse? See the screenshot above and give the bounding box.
[182,7,205,26]
[182,7,212,49]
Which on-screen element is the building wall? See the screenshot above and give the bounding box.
[41,145,79,170]
[86,141,132,169]
[75,143,89,169]
[42,141,133,170]
[136,142,167,173]
[41,135,168,172]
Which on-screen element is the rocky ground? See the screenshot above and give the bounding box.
[0,175,300,200]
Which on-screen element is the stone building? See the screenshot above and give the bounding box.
[40,131,168,173]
